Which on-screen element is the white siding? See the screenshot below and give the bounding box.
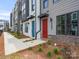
[23,0,41,39]
[23,20,32,37]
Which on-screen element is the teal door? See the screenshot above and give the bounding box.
[32,21,35,37]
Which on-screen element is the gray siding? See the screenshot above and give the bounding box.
[26,0,29,17]
[37,0,79,36]
[22,0,29,20]
[48,0,79,35]
[40,0,49,14]
[50,0,79,16]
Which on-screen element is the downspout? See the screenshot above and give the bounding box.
[40,0,41,38]
[35,0,37,39]
[35,0,41,39]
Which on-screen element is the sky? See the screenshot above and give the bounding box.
[0,0,16,21]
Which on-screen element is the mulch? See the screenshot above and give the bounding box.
[0,33,4,56]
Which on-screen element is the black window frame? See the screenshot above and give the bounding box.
[56,11,78,36]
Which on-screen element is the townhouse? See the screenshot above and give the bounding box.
[10,0,41,39]
[0,20,9,31]
[23,0,41,39]
[23,0,36,38]
[38,0,79,40]
[10,12,12,30]
[21,0,29,34]
[10,0,22,32]
[10,9,15,31]
[10,0,79,40]
[15,0,22,33]
[21,0,30,37]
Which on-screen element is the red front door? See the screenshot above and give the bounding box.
[42,18,48,38]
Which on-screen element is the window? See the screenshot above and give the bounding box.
[43,0,48,9]
[22,4,25,11]
[21,24,23,31]
[71,12,77,20]
[56,15,65,35]
[71,12,78,35]
[22,3,26,18]
[22,10,25,18]
[56,11,78,36]
[25,23,28,32]
[32,0,35,11]
[53,0,60,4]
[23,9,26,15]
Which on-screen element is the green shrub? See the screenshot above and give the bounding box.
[47,40,51,45]
[53,48,59,54]
[38,44,42,47]
[28,47,32,50]
[57,56,62,59]
[38,47,43,52]
[61,48,65,52]
[47,51,52,58]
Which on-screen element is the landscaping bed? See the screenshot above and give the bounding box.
[8,31,30,39]
[18,41,64,59]
[0,39,79,59]
[18,40,79,59]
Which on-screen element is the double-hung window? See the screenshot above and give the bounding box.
[71,12,78,35]
[22,3,26,18]
[43,0,48,9]
[32,0,35,11]
[25,23,28,33]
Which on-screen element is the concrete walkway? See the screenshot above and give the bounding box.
[4,32,46,55]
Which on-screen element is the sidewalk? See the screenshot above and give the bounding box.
[4,32,46,55]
